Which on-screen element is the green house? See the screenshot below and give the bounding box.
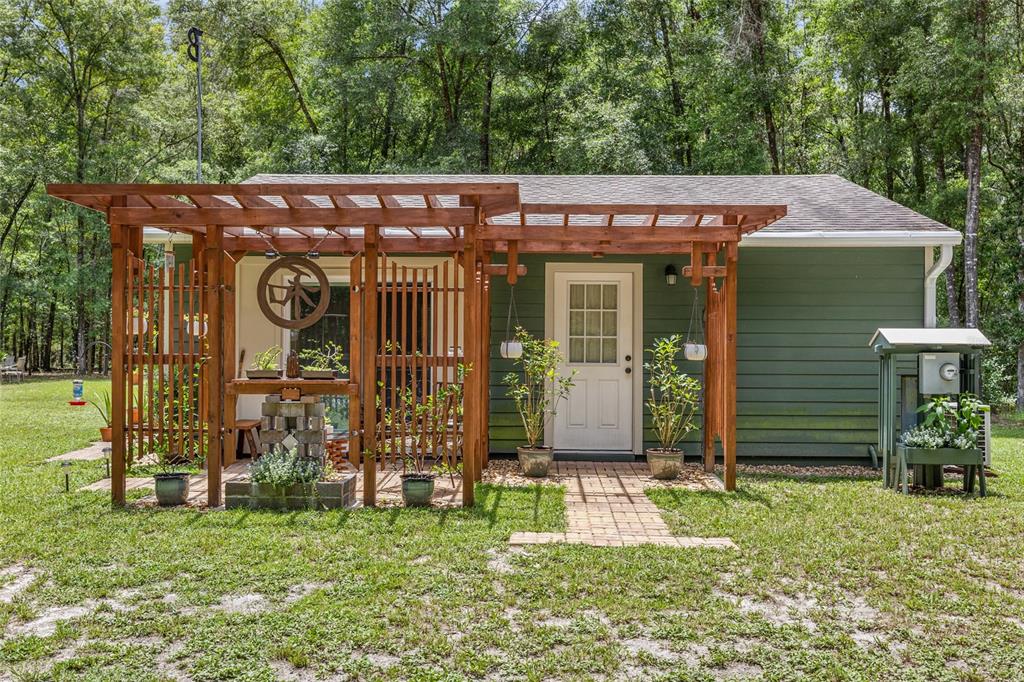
[144,173,959,464]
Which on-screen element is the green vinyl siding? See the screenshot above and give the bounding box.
[488,247,924,459]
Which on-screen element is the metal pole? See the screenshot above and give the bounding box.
[187,27,204,182]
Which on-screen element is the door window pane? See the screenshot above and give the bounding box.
[566,280,620,364]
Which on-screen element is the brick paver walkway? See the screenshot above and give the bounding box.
[508,462,737,549]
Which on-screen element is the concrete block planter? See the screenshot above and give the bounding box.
[225,477,356,510]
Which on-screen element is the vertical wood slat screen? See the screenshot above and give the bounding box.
[366,254,465,472]
[121,254,210,468]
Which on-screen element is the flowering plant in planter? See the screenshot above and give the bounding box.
[901,394,983,449]
[250,447,324,487]
[503,327,575,477]
[643,335,700,479]
[896,393,986,495]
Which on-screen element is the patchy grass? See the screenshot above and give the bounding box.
[1,378,1023,680]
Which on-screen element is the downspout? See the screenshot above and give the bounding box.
[924,244,954,327]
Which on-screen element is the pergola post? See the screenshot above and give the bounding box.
[462,223,479,507]
[480,252,492,474]
[361,226,379,507]
[109,202,128,507]
[205,226,224,507]
[703,250,721,474]
[723,241,739,491]
[222,252,240,466]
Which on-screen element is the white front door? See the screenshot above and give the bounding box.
[551,270,634,451]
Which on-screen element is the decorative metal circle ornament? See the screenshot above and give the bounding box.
[257,257,331,330]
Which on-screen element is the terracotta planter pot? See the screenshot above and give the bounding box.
[646,448,683,480]
[401,473,436,507]
[154,473,190,506]
[517,446,553,477]
[99,426,112,442]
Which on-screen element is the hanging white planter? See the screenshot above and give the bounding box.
[131,316,148,336]
[684,342,707,362]
[500,340,523,359]
[189,320,208,337]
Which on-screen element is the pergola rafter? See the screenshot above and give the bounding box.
[47,180,787,509]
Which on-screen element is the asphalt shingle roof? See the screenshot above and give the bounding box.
[246,173,954,234]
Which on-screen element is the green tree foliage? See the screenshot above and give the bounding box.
[0,0,1021,408]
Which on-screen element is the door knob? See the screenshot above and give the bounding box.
[625,367,632,374]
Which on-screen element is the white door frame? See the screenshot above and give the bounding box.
[544,262,643,454]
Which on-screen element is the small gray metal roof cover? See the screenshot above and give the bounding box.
[870,328,991,353]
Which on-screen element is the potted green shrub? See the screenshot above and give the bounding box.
[153,441,193,506]
[90,390,113,441]
[897,394,986,494]
[504,327,575,477]
[246,345,283,379]
[644,335,701,479]
[298,341,347,380]
[249,447,325,510]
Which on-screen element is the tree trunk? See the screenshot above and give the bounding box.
[656,0,689,168]
[479,60,493,173]
[935,148,963,326]
[763,103,780,174]
[963,0,989,330]
[42,294,56,371]
[259,34,318,134]
[745,0,779,174]
[881,81,895,199]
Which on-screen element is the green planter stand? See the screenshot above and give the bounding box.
[895,446,986,496]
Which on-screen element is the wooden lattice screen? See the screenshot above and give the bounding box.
[121,253,213,467]
[350,254,466,473]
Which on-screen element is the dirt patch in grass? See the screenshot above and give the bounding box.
[0,564,37,604]
[715,661,764,680]
[486,546,525,574]
[6,604,92,638]
[284,582,331,604]
[215,593,267,615]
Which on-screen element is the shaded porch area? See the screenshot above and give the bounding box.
[47,179,788,510]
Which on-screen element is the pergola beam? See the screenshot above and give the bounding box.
[109,206,477,228]
[519,202,785,217]
[479,225,739,243]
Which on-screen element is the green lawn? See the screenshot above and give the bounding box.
[1,378,1023,681]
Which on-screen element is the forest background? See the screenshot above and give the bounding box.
[1,0,1021,411]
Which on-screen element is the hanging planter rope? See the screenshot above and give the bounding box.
[500,285,523,359]
[684,286,707,362]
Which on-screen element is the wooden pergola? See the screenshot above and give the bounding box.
[48,181,786,508]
